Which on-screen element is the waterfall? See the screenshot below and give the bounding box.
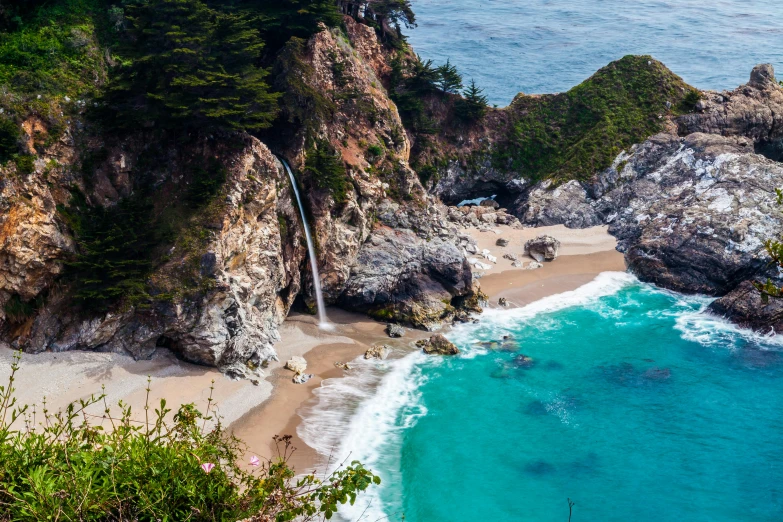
[279,158,331,328]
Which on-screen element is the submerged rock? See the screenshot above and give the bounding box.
[418,334,460,355]
[496,238,509,247]
[524,235,561,262]
[514,354,536,368]
[498,297,508,307]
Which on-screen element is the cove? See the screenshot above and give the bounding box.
[301,273,783,521]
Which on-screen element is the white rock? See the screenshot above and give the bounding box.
[285,356,307,374]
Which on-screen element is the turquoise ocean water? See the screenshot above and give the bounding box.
[405,0,783,105]
[300,274,783,521]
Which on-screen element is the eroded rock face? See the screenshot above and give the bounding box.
[5,137,306,379]
[516,67,783,319]
[338,223,476,329]
[677,64,783,148]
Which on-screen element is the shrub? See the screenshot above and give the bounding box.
[366,143,384,157]
[14,154,35,174]
[0,353,380,521]
[0,117,19,163]
[304,140,350,204]
[59,191,155,311]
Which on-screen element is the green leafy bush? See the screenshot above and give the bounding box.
[14,154,35,174]
[0,353,380,521]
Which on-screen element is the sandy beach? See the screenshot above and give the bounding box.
[0,223,625,474]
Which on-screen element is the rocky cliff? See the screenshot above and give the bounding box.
[0,16,481,374]
[426,63,783,332]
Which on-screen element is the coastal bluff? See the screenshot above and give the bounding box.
[1,8,782,377]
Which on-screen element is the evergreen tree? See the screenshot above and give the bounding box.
[366,0,416,30]
[436,59,463,95]
[105,0,279,133]
[250,0,343,52]
[407,55,440,95]
[455,79,489,121]
[62,194,155,310]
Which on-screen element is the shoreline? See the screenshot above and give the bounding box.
[0,224,625,475]
[230,224,626,472]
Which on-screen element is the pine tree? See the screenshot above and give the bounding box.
[105,0,279,133]
[253,0,343,51]
[455,79,489,121]
[436,59,463,95]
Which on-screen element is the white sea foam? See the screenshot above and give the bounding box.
[297,351,431,521]
[449,271,638,346]
[675,306,783,350]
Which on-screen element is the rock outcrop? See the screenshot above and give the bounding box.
[418,334,460,356]
[0,18,486,375]
[708,281,783,333]
[2,135,305,379]
[524,235,561,263]
[513,66,783,331]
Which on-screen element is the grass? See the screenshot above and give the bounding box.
[494,55,697,183]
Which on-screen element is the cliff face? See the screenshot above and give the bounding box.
[1,129,308,379]
[272,18,478,327]
[0,17,480,373]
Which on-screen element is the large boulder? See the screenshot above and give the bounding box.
[524,235,561,262]
[338,225,478,329]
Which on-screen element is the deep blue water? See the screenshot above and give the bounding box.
[300,273,783,521]
[405,0,783,105]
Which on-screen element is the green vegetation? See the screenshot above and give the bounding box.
[276,37,337,128]
[496,55,694,183]
[436,59,463,95]
[187,159,228,208]
[59,191,155,311]
[104,0,279,133]
[0,353,380,521]
[755,188,783,301]
[455,79,488,121]
[14,155,35,175]
[0,116,20,163]
[0,0,105,98]
[304,140,350,204]
[3,294,44,325]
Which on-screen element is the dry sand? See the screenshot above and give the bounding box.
[0,223,625,474]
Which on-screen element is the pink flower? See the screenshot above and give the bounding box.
[201,462,215,474]
[249,456,260,467]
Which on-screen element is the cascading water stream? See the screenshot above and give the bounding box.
[279,158,331,328]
